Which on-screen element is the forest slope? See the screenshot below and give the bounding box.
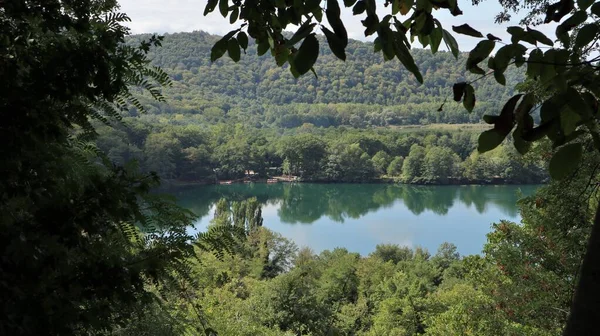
[128,31,522,127]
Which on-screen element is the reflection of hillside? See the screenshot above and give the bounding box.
[171,183,539,223]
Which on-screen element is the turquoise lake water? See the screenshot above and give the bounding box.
[171,183,538,256]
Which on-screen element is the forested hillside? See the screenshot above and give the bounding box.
[96,122,546,184]
[116,166,597,335]
[127,31,523,127]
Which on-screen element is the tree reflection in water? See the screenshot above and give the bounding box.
[171,183,537,224]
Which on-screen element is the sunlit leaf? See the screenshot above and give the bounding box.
[442,29,459,58]
[430,25,443,53]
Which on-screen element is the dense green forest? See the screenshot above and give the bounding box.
[106,32,546,184]
[96,120,546,183]
[125,31,525,128]
[5,0,600,335]
[116,163,597,335]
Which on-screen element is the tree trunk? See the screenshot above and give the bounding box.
[563,200,600,335]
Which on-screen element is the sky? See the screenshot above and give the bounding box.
[118,0,556,51]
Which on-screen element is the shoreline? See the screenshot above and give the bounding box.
[160,177,546,188]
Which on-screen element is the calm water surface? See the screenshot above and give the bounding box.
[171,183,538,256]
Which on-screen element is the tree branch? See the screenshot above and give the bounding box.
[563,198,600,335]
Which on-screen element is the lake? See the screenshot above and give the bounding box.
[171,183,539,256]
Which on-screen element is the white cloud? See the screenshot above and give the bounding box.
[118,0,557,51]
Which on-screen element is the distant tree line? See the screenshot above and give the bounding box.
[96,120,547,184]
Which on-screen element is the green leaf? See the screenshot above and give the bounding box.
[515,93,536,122]
[483,115,499,124]
[293,34,319,75]
[575,23,599,49]
[526,49,543,77]
[288,21,316,46]
[274,46,289,66]
[230,7,239,24]
[430,25,443,53]
[507,26,537,45]
[392,0,400,14]
[592,2,600,16]
[210,39,228,62]
[494,71,506,85]
[478,129,505,153]
[204,0,218,15]
[442,29,459,58]
[237,32,248,50]
[560,108,581,135]
[466,40,495,74]
[227,38,241,62]
[549,143,582,180]
[327,0,348,46]
[417,13,435,35]
[561,11,588,31]
[495,94,522,134]
[392,33,423,84]
[494,45,516,72]
[362,14,380,36]
[322,27,346,61]
[463,83,476,112]
[513,126,532,155]
[540,99,560,123]
[257,40,270,56]
[353,0,366,14]
[522,122,553,142]
[566,87,593,118]
[527,27,553,46]
[578,0,594,10]
[556,25,570,46]
[487,33,501,41]
[219,0,229,17]
[452,24,484,38]
[540,49,557,83]
[344,0,358,7]
[453,82,466,102]
[399,0,414,15]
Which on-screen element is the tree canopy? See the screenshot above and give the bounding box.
[203,0,600,332]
